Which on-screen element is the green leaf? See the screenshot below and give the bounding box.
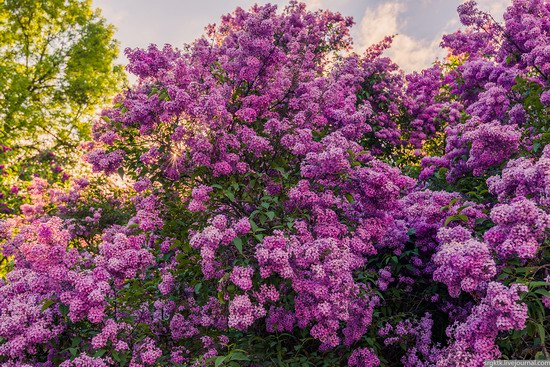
[71,337,82,348]
[534,289,550,298]
[444,214,468,226]
[117,167,124,179]
[267,211,276,220]
[224,191,235,202]
[254,234,264,242]
[170,239,181,250]
[250,219,259,232]
[215,356,227,367]
[497,273,509,281]
[456,214,468,222]
[176,253,187,263]
[59,303,69,317]
[537,323,546,343]
[233,237,243,254]
[40,299,55,312]
[230,352,250,361]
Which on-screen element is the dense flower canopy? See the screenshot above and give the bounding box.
[0,1,549,366]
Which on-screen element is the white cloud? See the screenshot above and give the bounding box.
[354,1,445,72]
[472,0,510,20]
[391,35,444,73]
[356,2,402,50]
[302,0,324,10]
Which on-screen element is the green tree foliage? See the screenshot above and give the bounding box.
[0,0,125,149]
[0,0,125,214]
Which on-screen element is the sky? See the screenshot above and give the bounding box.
[93,0,510,73]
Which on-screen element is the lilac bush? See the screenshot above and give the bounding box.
[0,1,549,366]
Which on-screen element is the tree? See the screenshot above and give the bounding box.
[0,0,125,214]
[0,0,125,154]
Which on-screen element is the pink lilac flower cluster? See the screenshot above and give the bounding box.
[0,217,100,361]
[422,117,522,180]
[463,120,521,176]
[379,313,443,367]
[498,0,550,76]
[484,197,550,259]
[421,0,549,181]
[132,338,162,366]
[228,294,266,330]
[376,266,394,291]
[487,145,550,206]
[230,266,254,291]
[5,176,87,221]
[84,149,125,175]
[347,347,380,367]
[438,283,528,366]
[433,238,496,297]
[265,306,295,333]
[59,354,109,367]
[95,231,154,285]
[189,215,240,279]
[404,64,463,149]
[91,319,129,349]
[129,195,164,232]
[398,190,482,253]
[188,185,213,212]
